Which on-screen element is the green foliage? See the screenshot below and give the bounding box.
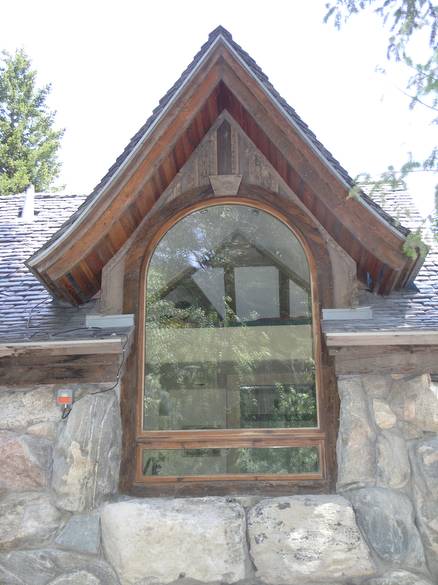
[325,1,438,119]
[0,49,64,195]
[403,228,430,258]
[325,1,438,233]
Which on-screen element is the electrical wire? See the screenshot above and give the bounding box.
[59,330,130,419]
[1,245,130,413]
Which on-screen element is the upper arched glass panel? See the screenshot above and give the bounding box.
[144,204,317,433]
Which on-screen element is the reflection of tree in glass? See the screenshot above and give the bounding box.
[143,205,318,475]
[142,447,319,476]
[235,447,319,475]
[240,379,317,429]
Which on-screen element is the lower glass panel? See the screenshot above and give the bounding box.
[142,446,320,477]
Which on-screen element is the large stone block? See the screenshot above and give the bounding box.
[337,377,376,490]
[48,572,101,585]
[55,512,100,555]
[27,421,59,440]
[348,487,426,572]
[409,436,438,578]
[361,375,391,398]
[0,492,66,550]
[101,497,247,585]
[0,431,52,491]
[372,399,397,429]
[0,549,119,585]
[0,386,60,431]
[247,495,375,584]
[376,430,410,490]
[52,391,121,512]
[365,570,435,585]
[389,374,438,433]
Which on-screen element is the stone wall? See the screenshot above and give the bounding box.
[0,374,437,585]
[0,383,122,584]
[336,374,438,583]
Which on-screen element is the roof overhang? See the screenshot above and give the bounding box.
[26,27,423,304]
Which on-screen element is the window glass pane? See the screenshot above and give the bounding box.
[142,446,320,476]
[144,205,317,431]
[235,266,279,320]
[289,280,311,319]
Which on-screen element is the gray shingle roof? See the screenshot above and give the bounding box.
[323,188,438,333]
[28,26,408,265]
[1,188,436,343]
[0,192,97,342]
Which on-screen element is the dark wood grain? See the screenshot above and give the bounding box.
[217,119,232,174]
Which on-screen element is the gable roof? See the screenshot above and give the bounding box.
[26,26,423,304]
[29,26,409,261]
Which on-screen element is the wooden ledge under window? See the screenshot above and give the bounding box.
[326,330,438,347]
[326,329,438,376]
[0,335,130,386]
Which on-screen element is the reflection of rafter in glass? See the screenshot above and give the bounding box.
[150,230,311,326]
[142,204,320,480]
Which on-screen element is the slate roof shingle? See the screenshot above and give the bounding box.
[323,188,438,334]
[0,188,437,343]
[0,192,97,342]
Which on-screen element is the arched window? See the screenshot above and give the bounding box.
[139,203,326,485]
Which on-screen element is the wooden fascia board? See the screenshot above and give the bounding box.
[217,41,408,243]
[28,34,414,301]
[29,33,407,274]
[27,37,230,273]
[217,53,408,273]
[326,330,438,347]
[30,56,225,282]
[0,337,126,358]
[329,343,438,375]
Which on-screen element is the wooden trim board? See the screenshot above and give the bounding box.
[326,330,438,347]
[0,337,127,357]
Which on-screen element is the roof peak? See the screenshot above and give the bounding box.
[208,25,233,41]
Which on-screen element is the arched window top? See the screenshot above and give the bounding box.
[141,203,323,482]
[147,204,311,324]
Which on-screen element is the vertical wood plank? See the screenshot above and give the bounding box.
[217,119,232,174]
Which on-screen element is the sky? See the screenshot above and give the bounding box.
[1,0,436,216]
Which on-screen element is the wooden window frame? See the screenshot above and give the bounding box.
[119,185,339,496]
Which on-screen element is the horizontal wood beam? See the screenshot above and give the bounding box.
[0,336,127,358]
[326,330,438,347]
[330,344,438,375]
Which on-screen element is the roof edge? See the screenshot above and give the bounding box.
[28,27,409,270]
[27,33,228,268]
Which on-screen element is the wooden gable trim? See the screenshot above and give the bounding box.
[215,52,411,266]
[219,84,407,288]
[27,36,419,304]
